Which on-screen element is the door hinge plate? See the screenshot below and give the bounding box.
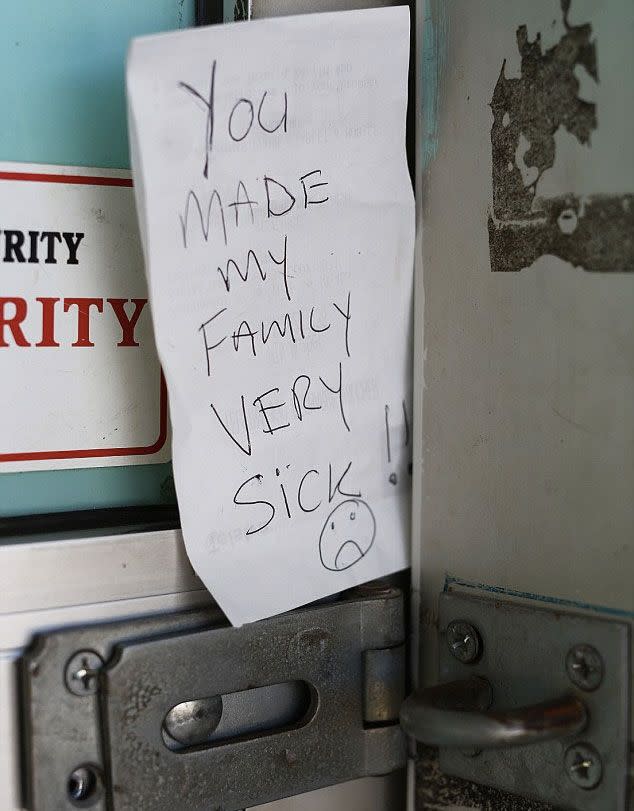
[436,591,630,810]
[20,587,406,811]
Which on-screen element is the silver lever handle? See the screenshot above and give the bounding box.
[400,677,587,749]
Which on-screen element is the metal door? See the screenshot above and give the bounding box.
[409,0,633,807]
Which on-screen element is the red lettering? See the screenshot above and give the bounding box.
[0,296,147,348]
[0,297,30,347]
[35,297,60,347]
[107,298,147,347]
[63,297,104,347]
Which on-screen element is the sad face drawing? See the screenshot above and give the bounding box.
[319,499,376,571]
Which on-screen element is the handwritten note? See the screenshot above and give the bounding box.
[127,7,414,625]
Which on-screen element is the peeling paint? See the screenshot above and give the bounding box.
[488,0,633,273]
[421,0,448,170]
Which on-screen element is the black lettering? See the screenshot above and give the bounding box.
[178,60,217,178]
[232,320,257,356]
[402,399,410,446]
[384,404,391,463]
[257,91,288,134]
[268,234,290,301]
[253,388,290,435]
[228,179,258,227]
[219,259,241,292]
[261,313,295,345]
[39,231,62,264]
[332,291,351,357]
[27,230,38,263]
[291,374,322,421]
[180,189,227,248]
[218,250,266,293]
[276,466,292,519]
[309,306,330,334]
[228,98,254,142]
[300,170,329,207]
[62,232,84,264]
[320,361,350,432]
[3,230,25,263]
[264,176,296,218]
[211,395,252,456]
[328,461,361,503]
[297,468,321,513]
[234,474,275,535]
[199,308,227,376]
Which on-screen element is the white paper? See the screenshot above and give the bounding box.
[126,6,414,625]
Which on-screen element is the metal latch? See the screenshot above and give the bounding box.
[20,585,406,811]
[400,591,630,810]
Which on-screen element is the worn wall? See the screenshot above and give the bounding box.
[415,0,634,655]
[413,0,633,806]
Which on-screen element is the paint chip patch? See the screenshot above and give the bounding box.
[488,0,633,273]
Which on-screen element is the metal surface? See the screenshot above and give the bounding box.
[163,696,224,747]
[445,620,481,664]
[162,681,313,750]
[66,765,103,805]
[354,578,398,599]
[64,650,104,696]
[414,746,553,810]
[400,676,587,749]
[565,743,603,791]
[21,607,222,811]
[21,589,406,811]
[103,592,405,810]
[363,645,406,724]
[567,645,604,693]
[0,529,203,614]
[434,591,630,810]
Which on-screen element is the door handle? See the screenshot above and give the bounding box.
[400,676,588,749]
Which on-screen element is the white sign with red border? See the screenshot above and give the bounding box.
[0,162,169,472]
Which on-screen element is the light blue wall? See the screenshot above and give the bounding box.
[0,1,195,517]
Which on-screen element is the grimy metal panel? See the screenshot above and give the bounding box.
[415,0,633,659]
[412,0,633,805]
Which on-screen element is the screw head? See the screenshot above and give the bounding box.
[67,764,102,805]
[565,743,602,790]
[163,696,223,747]
[446,620,481,664]
[65,650,104,696]
[566,644,603,691]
